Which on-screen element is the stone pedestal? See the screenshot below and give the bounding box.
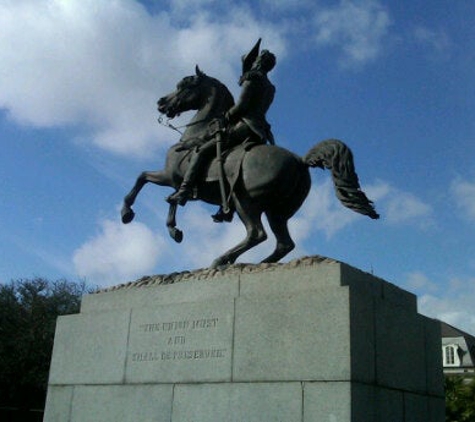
[44,256,445,422]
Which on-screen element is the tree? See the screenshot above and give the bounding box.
[445,376,475,422]
[0,278,94,412]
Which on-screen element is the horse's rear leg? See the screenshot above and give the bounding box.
[211,194,267,268]
[122,170,171,224]
[261,212,295,263]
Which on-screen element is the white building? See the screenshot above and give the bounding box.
[440,321,475,377]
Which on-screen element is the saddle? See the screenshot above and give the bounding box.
[202,143,249,190]
[199,116,261,189]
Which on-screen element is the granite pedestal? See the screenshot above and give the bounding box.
[44,256,445,421]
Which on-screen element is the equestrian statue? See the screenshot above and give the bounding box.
[121,39,379,268]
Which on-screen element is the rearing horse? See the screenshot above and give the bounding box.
[121,67,379,268]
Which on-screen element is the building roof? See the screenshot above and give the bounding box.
[440,320,475,370]
[440,320,475,341]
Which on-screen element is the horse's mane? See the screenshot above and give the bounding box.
[206,75,235,110]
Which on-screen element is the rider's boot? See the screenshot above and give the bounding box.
[212,206,234,223]
[166,181,193,206]
[166,151,201,206]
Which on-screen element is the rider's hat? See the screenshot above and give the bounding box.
[241,38,261,74]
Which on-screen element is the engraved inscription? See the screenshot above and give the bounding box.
[131,316,226,363]
[139,318,219,333]
[168,335,186,345]
[131,348,227,362]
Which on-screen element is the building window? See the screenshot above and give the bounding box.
[446,346,455,364]
[443,344,460,367]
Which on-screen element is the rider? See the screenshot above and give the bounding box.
[166,39,276,219]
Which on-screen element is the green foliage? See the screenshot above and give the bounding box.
[0,278,94,410]
[445,376,475,422]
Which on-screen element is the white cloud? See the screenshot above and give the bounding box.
[404,271,438,293]
[413,26,451,59]
[401,271,475,335]
[385,191,432,224]
[176,204,282,267]
[451,178,475,221]
[291,179,432,237]
[259,0,313,11]
[104,177,433,280]
[367,181,432,226]
[72,219,166,286]
[0,0,285,156]
[289,176,434,243]
[158,180,365,268]
[419,286,475,335]
[71,176,432,284]
[420,297,475,335]
[312,0,391,67]
[179,206,247,267]
[363,180,391,201]
[170,0,218,9]
[73,176,364,281]
[291,179,361,239]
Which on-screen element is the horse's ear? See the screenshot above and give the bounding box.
[195,65,205,77]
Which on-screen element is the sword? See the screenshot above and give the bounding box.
[210,118,230,214]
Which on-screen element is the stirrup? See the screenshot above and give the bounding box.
[212,208,234,223]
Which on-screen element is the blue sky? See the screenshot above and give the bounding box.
[1,0,474,332]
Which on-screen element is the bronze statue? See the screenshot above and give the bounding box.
[121,40,379,268]
[166,39,276,222]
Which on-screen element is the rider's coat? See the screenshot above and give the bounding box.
[226,69,275,145]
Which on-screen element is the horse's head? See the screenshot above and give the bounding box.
[157,66,234,120]
[157,66,210,118]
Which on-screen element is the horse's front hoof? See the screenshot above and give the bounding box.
[121,206,135,224]
[169,228,183,243]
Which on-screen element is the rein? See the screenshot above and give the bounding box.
[157,115,208,135]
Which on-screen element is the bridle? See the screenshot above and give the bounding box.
[157,114,210,135]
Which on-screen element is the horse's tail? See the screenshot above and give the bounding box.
[303,139,380,219]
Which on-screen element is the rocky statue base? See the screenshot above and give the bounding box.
[44,256,444,422]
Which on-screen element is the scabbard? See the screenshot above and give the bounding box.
[215,131,230,214]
